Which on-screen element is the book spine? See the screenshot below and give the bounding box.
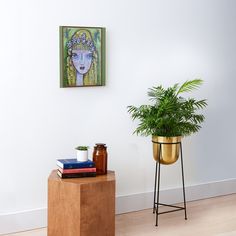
[58,167,96,174]
[57,162,95,169]
[57,171,96,179]
[56,160,63,169]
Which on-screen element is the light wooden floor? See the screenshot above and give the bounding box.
[4,194,236,236]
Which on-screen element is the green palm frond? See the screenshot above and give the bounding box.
[177,79,203,95]
[148,86,165,102]
[127,79,208,137]
[193,99,208,109]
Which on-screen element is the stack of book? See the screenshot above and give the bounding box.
[56,159,96,179]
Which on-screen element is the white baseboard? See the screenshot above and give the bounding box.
[0,208,47,235]
[1,178,236,235]
[116,178,236,214]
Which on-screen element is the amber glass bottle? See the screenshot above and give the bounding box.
[93,143,107,175]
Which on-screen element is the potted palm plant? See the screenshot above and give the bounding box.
[127,79,207,164]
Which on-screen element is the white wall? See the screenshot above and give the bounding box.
[0,0,236,230]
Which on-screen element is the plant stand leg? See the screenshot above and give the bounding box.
[180,142,187,220]
[153,161,158,213]
[155,144,162,226]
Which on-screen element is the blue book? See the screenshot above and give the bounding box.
[57,159,95,169]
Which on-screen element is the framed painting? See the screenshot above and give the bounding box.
[60,26,106,87]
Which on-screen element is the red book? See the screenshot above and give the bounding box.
[58,167,96,174]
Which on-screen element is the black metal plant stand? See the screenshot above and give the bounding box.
[152,140,187,226]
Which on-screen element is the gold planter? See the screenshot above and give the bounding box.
[152,136,181,165]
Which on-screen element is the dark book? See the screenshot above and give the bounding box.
[57,159,95,169]
[57,170,96,179]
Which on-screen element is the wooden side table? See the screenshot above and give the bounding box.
[48,170,115,236]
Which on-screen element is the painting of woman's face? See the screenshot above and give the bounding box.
[71,49,93,75]
[60,26,105,87]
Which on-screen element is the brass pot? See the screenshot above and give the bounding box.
[152,136,181,165]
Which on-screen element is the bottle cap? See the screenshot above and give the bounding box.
[95,143,106,146]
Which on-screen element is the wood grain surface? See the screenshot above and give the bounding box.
[48,170,115,236]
